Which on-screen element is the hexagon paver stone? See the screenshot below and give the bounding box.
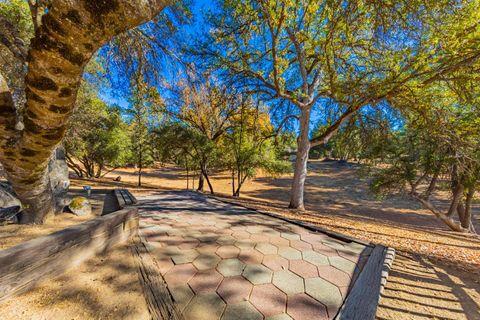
[290,240,313,251]
[266,314,293,320]
[193,254,221,270]
[313,244,339,257]
[303,250,329,266]
[221,301,263,320]
[171,249,200,265]
[243,264,273,285]
[322,239,346,251]
[235,239,255,249]
[216,235,236,245]
[217,276,253,304]
[250,283,287,317]
[281,232,301,241]
[255,242,278,255]
[155,257,174,275]
[317,266,351,287]
[197,243,220,254]
[289,260,319,278]
[183,292,226,320]
[250,234,271,242]
[305,277,343,316]
[329,256,357,274]
[217,258,246,277]
[164,264,197,286]
[262,255,288,271]
[272,270,304,295]
[232,231,251,239]
[278,247,302,260]
[178,238,200,249]
[169,285,194,312]
[270,236,290,247]
[216,245,240,258]
[287,293,328,320]
[239,248,264,264]
[188,269,224,293]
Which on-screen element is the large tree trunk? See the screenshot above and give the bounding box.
[0,0,169,224]
[289,107,311,210]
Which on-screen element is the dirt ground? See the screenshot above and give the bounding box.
[0,188,150,320]
[96,161,480,319]
[0,244,150,320]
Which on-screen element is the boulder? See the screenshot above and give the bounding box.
[48,146,70,210]
[0,182,21,223]
[68,197,92,216]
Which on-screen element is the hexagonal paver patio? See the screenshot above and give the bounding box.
[138,191,373,320]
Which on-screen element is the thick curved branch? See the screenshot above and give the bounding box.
[310,105,360,147]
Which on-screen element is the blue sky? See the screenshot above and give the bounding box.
[98,0,213,110]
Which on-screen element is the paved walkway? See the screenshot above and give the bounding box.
[138,191,372,320]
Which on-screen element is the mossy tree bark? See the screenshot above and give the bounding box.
[0,0,169,224]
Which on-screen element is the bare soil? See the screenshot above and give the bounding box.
[0,244,149,320]
[0,188,150,319]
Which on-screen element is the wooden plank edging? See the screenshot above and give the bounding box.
[132,237,183,320]
[335,246,396,319]
[0,207,139,302]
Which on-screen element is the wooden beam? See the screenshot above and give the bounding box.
[132,239,184,320]
[0,207,139,302]
[335,246,396,320]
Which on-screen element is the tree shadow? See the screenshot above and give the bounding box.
[0,244,150,320]
[377,253,480,320]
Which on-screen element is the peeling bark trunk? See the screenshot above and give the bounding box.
[0,0,169,223]
[289,107,311,210]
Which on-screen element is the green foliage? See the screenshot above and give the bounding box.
[128,78,166,178]
[222,101,291,195]
[65,81,131,178]
[0,0,34,42]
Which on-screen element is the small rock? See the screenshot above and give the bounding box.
[114,176,122,182]
[68,196,92,216]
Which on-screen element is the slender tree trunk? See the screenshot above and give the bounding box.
[289,107,312,210]
[425,169,440,198]
[95,163,103,178]
[447,183,464,217]
[461,187,476,233]
[235,174,248,197]
[231,169,235,196]
[138,148,143,187]
[201,167,214,195]
[197,170,204,191]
